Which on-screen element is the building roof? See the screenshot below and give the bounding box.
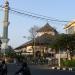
[64,20,75,29]
[37,23,58,33]
[14,23,58,50]
[34,33,54,45]
[14,33,54,50]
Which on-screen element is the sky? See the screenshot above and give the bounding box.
[0,0,75,48]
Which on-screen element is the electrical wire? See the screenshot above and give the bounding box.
[0,5,69,23]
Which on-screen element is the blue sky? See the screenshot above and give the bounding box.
[0,0,75,48]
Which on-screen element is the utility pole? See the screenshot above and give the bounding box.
[58,48,61,67]
[1,0,9,60]
[33,37,35,58]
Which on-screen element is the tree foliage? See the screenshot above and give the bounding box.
[5,46,16,58]
[51,34,75,52]
[29,25,39,39]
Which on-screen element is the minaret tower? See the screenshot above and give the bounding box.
[1,0,9,54]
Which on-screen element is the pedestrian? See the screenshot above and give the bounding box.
[0,60,7,75]
[15,61,31,75]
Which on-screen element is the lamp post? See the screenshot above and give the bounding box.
[1,0,9,61]
[58,48,61,67]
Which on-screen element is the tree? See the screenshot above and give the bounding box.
[5,46,16,58]
[51,34,75,59]
[29,25,39,39]
[29,25,40,58]
[50,34,75,67]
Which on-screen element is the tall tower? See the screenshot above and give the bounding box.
[1,0,9,54]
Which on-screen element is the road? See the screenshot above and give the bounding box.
[7,63,75,75]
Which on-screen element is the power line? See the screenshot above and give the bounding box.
[9,8,69,22]
[0,5,69,23]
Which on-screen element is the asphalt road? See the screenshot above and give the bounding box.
[7,64,75,75]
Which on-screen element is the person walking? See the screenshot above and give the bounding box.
[0,60,7,75]
[15,61,31,75]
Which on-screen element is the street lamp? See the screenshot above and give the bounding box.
[58,48,61,67]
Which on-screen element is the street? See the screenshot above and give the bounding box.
[7,63,75,75]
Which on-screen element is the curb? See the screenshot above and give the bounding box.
[50,67,75,71]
